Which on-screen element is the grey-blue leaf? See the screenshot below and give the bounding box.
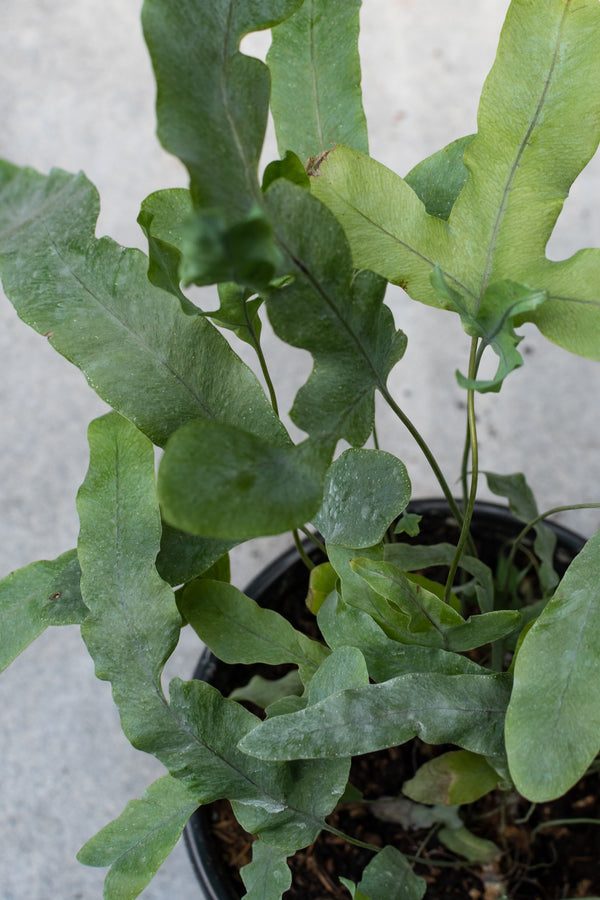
[240,672,511,761]
[78,775,198,900]
[314,449,411,548]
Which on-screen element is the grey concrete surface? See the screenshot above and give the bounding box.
[1,1,600,898]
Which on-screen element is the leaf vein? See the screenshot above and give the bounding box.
[323,182,477,301]
[478,3,569,300]
[309,0,325,152]
[44,223,214,419]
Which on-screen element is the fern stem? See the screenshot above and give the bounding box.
[445,338,479,603]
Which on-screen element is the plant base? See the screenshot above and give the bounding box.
[185,501,595,899]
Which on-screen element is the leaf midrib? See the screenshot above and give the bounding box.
[278,236,390,395]
[309,0,325,153]
[106,797,200,868]
[205,603,320,670]
[221,1,262,209]
[318,180,478,303]
[83,434,286,811]
[253,680,507,756]
[547,590,596,742]
[45,222,215,422]
[476,3,569,303]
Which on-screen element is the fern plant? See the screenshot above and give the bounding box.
[1,1,600,897]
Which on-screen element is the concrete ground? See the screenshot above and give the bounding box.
[1,1,599,898]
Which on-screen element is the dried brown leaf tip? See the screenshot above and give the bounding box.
[305,148,334,177]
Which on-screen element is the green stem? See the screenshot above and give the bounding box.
[506,502,600,576]
[445,338,479,604]
[460,340,487,539]
[532,817,600,839]
[403,854,467,870]
[514,802,536,824]
[244,297,279,416]
[293,529,315,570]
[322,823,465,869]
[372,420,381,450]
[322,823,381,854]
[245,300,326,570]
[257,341,279,416]
[491,631,505,673]
[460,415,471,512]
[299,526,326,554]
[414,821,441,859]
[380,387,464,528]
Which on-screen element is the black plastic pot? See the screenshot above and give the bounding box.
[184,500,586,900]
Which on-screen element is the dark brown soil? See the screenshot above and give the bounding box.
[191,503,598,898]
